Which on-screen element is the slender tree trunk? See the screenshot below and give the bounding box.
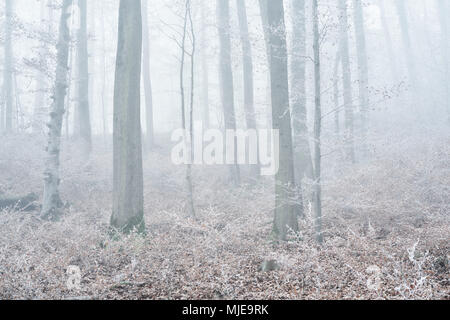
[377,0,399,85]
[236,0,260,176]
[41,0,73,220]
[3,0,13,133]
[437,0,449,122]
[77,0,92,158]
[333,49,341,136]
[353,0,369,141]
[142,0,155,151]
[200,4,210,129]
[291,0,313,183]
[100,2,108,144]
[258,0,272,129]
[338,0,355,163]
[32,0,48,135]
[111,0,145,234]
[395,0,419,104]
[312,0,322,244]
[267,0,299,241]
[217,0,240,185]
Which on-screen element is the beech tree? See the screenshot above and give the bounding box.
[41,0,73,220]
[217,0,240,185]
[267,0,299,240]
[3,0,13,133]
[110,0,145,234]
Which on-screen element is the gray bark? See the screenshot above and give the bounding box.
[200,4,210,129]
[3,0,13,133]
[338,0,355,163]
[437,0,449,121]
[267,0,299,241]
[41,0,73,220]
[258,0,272,128]
[290,0,313,183]
[111,0,145,234]
[312,0,322,243]
[217,0,240,185]
[353,0,369,137]
[236,0,260,176]
[142,0,155,151]
[77,0,92,157]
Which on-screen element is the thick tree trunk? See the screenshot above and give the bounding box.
[338,0,355,163]
[77,0,92,158]
[353,0,369,140]
[236,0,260,176]
[110,0,145,234]
[290,0,313,183]
[312,0,322,244]
[41,0,73,221]
[142,0,155,151]
[3,0,13,133]
[217,0,240,185]
[267,0,299,241]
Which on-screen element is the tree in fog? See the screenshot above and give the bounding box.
[338,0,355,163]
[41,0,73,220]
[312,0,322,243]
[142,0,155,151]
[353,0,369,142]
[200,3,210,128]
[3,0,13,133]
[290,0,313,182]
[76,0,92,157]
[236,0,259,176]
[437,0,449,122]
[110,0,145,234]
[267,0,298,241]
[217,0,240,185]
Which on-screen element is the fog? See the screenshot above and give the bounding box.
[0,0,448,300]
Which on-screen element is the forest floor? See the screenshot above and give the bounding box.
[0,127,449,299]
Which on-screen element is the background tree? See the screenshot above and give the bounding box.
[41,0,73,220]
[267,0,299,241]
[3,0,14,133]
[290,0,313,182]
[110,0,145,234]
[77,0,92,158]
[338,0,355,163]
[217,0,240,185]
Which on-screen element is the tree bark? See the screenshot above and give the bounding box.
[77,0,92,158]
[41,0,73,220]
[312,0,322,244]
[437,0,449,122]
[217,0,240,185]
[3,0,13,133]
[338,0,355,163]
[111,0,145,234]
[290,0,313,183]
[236,0,260,176]
[267,0,299,241]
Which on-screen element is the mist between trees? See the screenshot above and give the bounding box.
[0,0,448,299]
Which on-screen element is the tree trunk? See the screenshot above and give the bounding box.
[41,0,73,221]
[353,0,369,141]
[142,0,155,151]
[217,0,240,185]
[236,0,260,177]
[3,0,13,133]
[437,0,449,122]
[77,0,92,158]
[290,0,313,183]
[312,0,322,244]
[111,0,145,234]
[377,0,399,85]
[338,0,355,163]
[200,4,210,129]
[267,0,299,241]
